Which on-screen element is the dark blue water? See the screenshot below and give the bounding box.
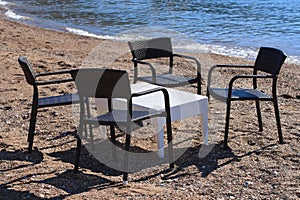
[1,0,300,63]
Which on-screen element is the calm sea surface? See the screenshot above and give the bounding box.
[1,0,300,63]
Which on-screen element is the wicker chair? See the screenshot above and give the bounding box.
[207,47,287,148]
[71,68,173,183]
[18,56,80,152]
[128,37,202,94]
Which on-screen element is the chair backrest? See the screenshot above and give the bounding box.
[18,56,36,85]
[71,68,131,99]
[128,37,173,60]
[254,47,287,75]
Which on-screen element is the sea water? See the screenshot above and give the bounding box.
[1,0,299,64]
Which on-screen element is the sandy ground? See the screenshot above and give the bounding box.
[0,11,299,199]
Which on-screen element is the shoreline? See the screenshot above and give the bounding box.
[1,5,299,65]
[1,11,299,199]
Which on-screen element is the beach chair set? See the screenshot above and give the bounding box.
[18,37,286,183]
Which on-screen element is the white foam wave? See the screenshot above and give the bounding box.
[5,10,30,20]
[67,27,300,65]
[65,27,116,40]
[0,0,9,6]
[173,43,300,64]
[66,28,152,42]
[286,56,300,65]
[207,45,258,60]
[171,42,258,60]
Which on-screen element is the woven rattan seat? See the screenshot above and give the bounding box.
[87,110,164,124]
[139,73,196,87]
[38,93,79,107]
[209,88,272,101]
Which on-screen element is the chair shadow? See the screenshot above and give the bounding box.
[0,148,44,199]
[0,185,43,200]
[171,143,238,179]
[0,169,116,199]
[0,134,280,198]
[47,136,236,182]
[46,130,77,141]
[132,143,231,182]
[48,130,172,175]
[280,94,294,99]
[47,144,123,177]
[0,140,124,198]
[0,149,43,172]
[133,141,278,182]
[280,93,300,100]
[34,170,116,199]
[14,127,280,185]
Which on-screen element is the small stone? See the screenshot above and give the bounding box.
[3,106,12,110]
[273,171,278,176]
[52,112,59,116]
[22,114,29,119]
[243,181,253,188]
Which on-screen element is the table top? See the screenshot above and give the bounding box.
[127,83,209,121]
[131,82,208,107]
[131,82,207,108]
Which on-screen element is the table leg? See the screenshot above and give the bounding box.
[201,113,209,145]
[152,117,166,158]
[94,98,108,139]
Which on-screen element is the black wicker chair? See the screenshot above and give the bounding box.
[71,68,173,183]
[18,56,80,153]
[128,37,202,94]
[207,47,287,148]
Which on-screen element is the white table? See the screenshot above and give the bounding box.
[95,82,209,157]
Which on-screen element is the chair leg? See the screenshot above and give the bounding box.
[110,125,117,160]
[273,99,284,144]
[75,101,85,172]
[206,87,210,101]
[81,98,88,139]
[255,100,263,132]
[123,132,131,184]
[28,100,38,153]
[197,81,201,95]
[74,134,82,172]
[223,100,232,148]
[166,116,174,169]
[85,99,94,148]
[133,66,138,84]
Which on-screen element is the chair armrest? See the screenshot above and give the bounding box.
[35,79,74,85]
[173,53,201,74]
[36,69,77,77]
[35,69,77,85]
[132,59,157,82]
[229,74,274,88]
[212,64,254,68]
[207,64,254,88]
[130,87,171,118]
[131,87,165,97]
